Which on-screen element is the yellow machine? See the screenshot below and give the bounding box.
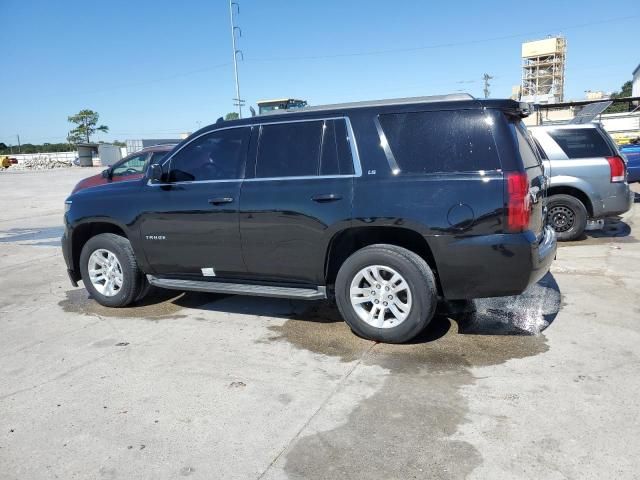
[257,98,307,115]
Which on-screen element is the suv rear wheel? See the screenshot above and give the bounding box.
[79,233,147,307]
[546,194,588,241]
[335,244,437,343]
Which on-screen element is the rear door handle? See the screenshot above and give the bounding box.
[208,197,234,205]
[311,193,342,203]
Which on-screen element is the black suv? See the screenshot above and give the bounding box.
[62,94,556,343]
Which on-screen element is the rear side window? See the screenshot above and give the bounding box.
[547,129,613,159]
[256,119,354,178]
[256,121,323,178]
[320,119,354,176]
[377,110,499,174]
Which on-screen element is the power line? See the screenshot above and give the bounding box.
[245,14,639,64]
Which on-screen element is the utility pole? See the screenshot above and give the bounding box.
[482,73,493,99]
[16,134,21,153]
[229,1,245,118]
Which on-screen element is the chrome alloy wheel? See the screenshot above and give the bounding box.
[349,265,413,329]
[87,249,123,297]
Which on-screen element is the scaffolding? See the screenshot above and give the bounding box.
[521,37,566,104]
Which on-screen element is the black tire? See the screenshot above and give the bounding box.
[79,233,147,307]
[335,244,437,343]
[546,194,588,241]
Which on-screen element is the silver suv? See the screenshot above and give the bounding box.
[529,123,633,241]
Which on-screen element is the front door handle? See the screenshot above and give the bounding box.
[311,193,342,203]
[208,197,234,205]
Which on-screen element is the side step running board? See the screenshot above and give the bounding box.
[146,275,327,300]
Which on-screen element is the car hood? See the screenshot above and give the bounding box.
[71,172,144,194]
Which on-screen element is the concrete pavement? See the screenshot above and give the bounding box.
[1,168,639,479]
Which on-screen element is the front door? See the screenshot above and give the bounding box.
[138,126,251,277]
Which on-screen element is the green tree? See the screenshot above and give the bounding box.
[67,109,109,144]
[605,81,633,113]
[225,112,240,121]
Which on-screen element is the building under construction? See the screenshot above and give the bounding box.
[521,36,566,104]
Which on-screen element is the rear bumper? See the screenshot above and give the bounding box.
[593,183,633,218]
[432,226,557,300]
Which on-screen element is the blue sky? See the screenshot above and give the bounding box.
[1,0,638,145]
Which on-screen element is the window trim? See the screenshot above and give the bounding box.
[148,116,362,186]
[373,115,401,174]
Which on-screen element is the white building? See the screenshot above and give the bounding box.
[633,63,640,98]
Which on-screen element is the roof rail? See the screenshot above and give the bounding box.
[295,93,475,113]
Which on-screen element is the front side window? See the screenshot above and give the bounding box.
[112,153,148,177]
[256,121,323,178]
[378,110,499,174]
[547,129,613,159]
[169,128,249,182]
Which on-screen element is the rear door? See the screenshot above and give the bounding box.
[239,118,357,285]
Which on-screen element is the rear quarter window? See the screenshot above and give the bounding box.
[377,110,499,174]
[547,128,613,158]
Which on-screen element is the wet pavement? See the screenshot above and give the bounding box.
[1,169,639,479]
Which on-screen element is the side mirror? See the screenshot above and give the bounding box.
[101,168,112,179]
[149,163,164,183]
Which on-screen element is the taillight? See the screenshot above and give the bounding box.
[506,172,531,233]
[606,156,625,182]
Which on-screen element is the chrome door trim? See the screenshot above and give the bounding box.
[148,116,362,187]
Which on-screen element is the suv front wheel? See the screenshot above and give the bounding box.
[335,244,437,343]
[79,233,147,307]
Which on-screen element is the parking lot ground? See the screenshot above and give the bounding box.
[1,168,639,479]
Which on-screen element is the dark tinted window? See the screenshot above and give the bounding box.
[320,119,354,176]
[548,129,613,159]
[256,121,323,178]
[169,128,249,182]
[378,110,498,174]
[514,123,542,169]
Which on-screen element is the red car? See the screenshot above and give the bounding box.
[71,144,176,193]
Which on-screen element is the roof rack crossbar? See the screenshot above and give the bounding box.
[293,94,475,113]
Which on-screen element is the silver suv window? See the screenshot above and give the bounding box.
[547,129,613,159]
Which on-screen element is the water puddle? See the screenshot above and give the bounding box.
[270,274,560,479]
[58,288,214,320]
